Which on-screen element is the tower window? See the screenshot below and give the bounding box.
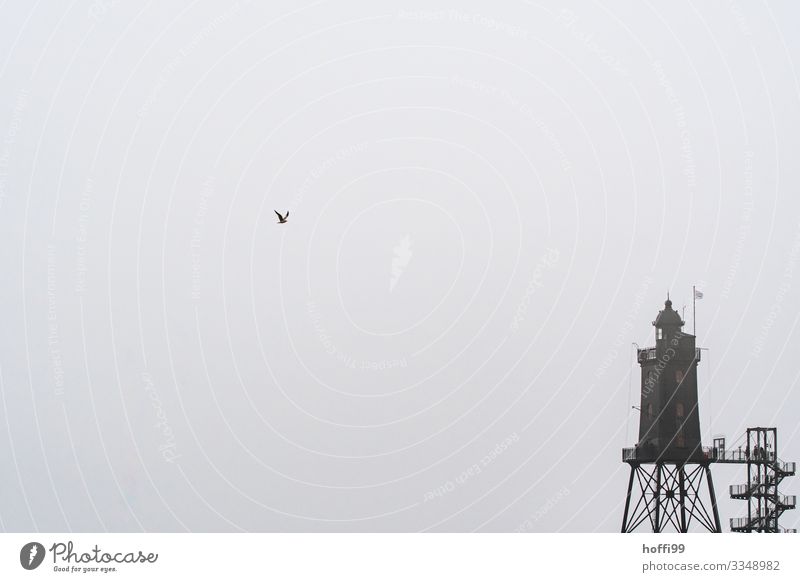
[657,329,663,340]
[676,402,685,447]
[647,403,654,420]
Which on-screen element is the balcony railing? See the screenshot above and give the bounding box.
[731,517,759,530]
[730,516,781,530]
[730,484,795,504]
[623,446,794,469]
[622,446,715,463]
[714,449,775,463]
[730,483,761,497]
[636,346,702,363]
[637,347,657,361]
[710,449,794,469]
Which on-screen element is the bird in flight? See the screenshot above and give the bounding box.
[274,210,289,224]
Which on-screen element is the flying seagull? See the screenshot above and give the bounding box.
[274,210,289,224]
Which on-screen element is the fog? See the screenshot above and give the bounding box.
[0,0,798,531]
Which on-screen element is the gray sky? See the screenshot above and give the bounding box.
[1,0,799,532]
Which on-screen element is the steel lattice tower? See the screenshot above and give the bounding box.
[729,428,796,533]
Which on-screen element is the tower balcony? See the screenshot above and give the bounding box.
[625,445,797,468]
[637,347,657,362]
[622,446,714,464]
[637,346,701,364]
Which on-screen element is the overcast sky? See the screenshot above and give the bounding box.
[1,0,799,532]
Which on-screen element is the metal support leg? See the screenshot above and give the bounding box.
[621,465,636,533]
[705,465,722,533]
[679,466,688,533]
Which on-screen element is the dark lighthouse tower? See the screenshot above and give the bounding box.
[621,298,722,532]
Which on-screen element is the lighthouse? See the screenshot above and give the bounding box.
[636,297,703,462]
[621,297,721,532]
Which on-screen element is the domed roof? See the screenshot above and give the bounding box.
[653,297,684,328]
